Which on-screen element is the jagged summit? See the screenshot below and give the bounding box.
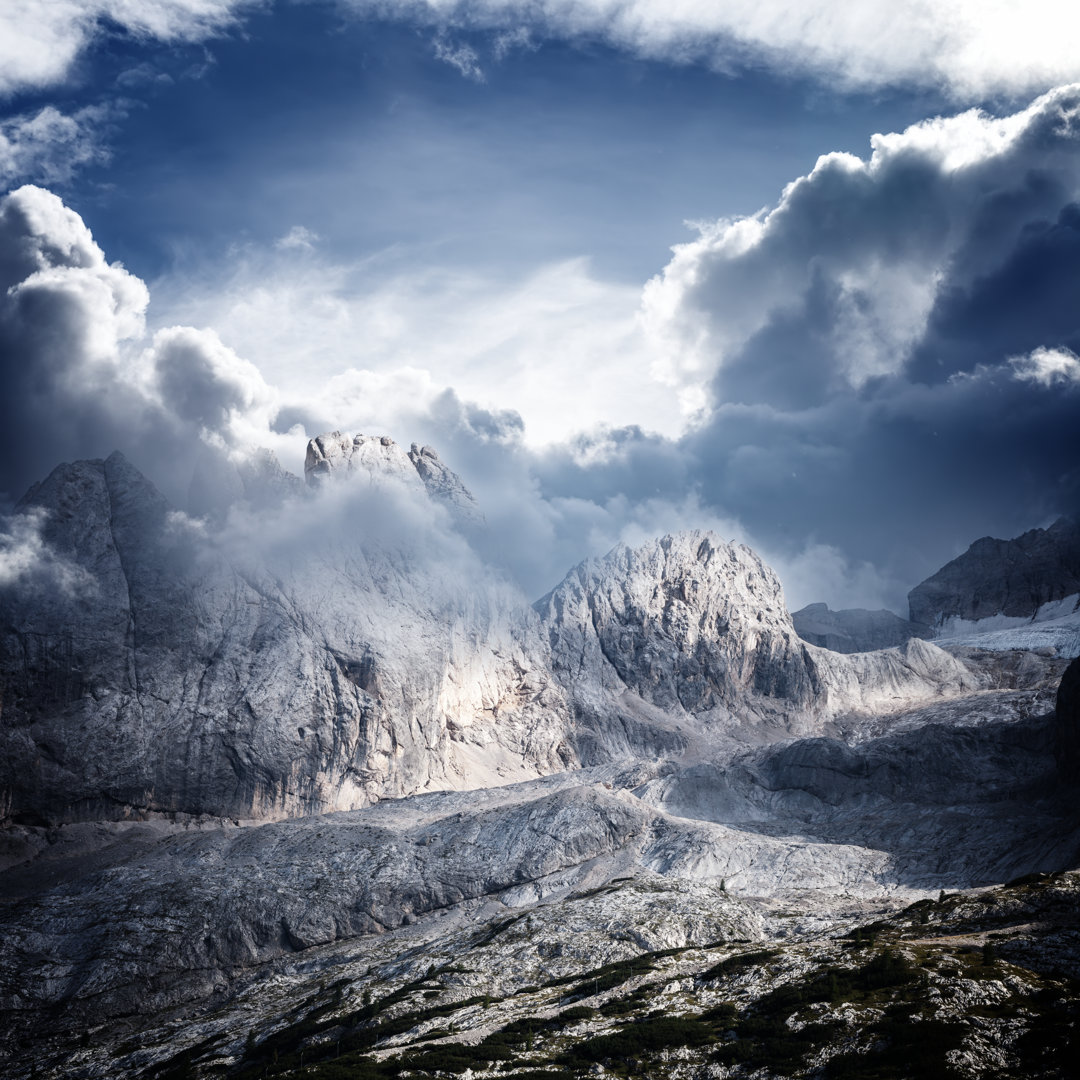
[304,430,482,522]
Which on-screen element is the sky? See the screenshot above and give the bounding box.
[1,0,1079,613]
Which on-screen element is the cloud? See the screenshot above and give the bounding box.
[6,0,1080,104]
[0,507,97,596]
[0,0,253,97]
[0,185,281,503]
[641,85,1080,412]
[433,37,486,82]
[275,225,319,251]
[337,0,1080,101]
[4,79,1080,613]
[1010,346,1080,387]
[0,106,112,187]
[149,247,686,458]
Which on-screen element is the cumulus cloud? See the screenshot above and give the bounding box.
[0,185,281,503]
[642,84,1080,412]
[336,0,1080,101]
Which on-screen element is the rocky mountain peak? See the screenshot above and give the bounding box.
[908,516,1080,628]
[535,530,819,720]
[303,430,481,523]
[304,430,423,490]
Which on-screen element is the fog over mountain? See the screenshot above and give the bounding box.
[3,4,1080,1079]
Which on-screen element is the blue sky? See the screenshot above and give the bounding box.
[1,1,1079,611]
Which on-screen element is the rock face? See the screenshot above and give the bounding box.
[1056,655,1080,781]
[792,602,924,653]
[536,533,975,754]
[2,444,1079,1079]
[909,517,1080,629]
[0,445,567,826]
[0,462,976,828]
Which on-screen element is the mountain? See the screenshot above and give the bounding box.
[791,602,925,653]
[0,443,567,826]
[907,517,1080,654]
[1,437,1078,1080]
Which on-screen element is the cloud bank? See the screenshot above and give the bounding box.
[2,83,1079,611]
[6,0,1080,102]
[338,0,1080,100]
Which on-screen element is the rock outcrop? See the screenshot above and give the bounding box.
[1056,655,1080,781]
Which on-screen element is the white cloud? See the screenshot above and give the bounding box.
[433,36,486,81]
[0,507,97,596]
[1010,345,1080,387]
[0,185,281,498]
[275,225,319,251]
[150,248,687,454]
[338,0,1080,101]
[0,106,111,186]
[0,0,253,96]
[8,0,1080,102]
[148,325,278,451]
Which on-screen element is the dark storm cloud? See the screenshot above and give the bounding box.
[0,186,276,506]
[611,85,1080,602]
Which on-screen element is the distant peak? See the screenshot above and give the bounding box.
[304,431,482,524]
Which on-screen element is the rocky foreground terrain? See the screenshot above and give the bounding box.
[1,434,1078,1079]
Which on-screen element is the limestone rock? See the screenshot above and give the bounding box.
[0,450,568,826]
[535,532,976,749]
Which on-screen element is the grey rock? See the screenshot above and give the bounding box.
[792,601,925,653]
[536,532,976,750]
[1056,654,1080,781]
[0,450,569,826]
[908,517,1080,628]
[408,442,483,524]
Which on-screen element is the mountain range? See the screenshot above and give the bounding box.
[1,434,1078,1080]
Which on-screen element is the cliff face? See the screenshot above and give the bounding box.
[908,517,1080,629]
[0,442,568,825]
[0,449,978,828]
